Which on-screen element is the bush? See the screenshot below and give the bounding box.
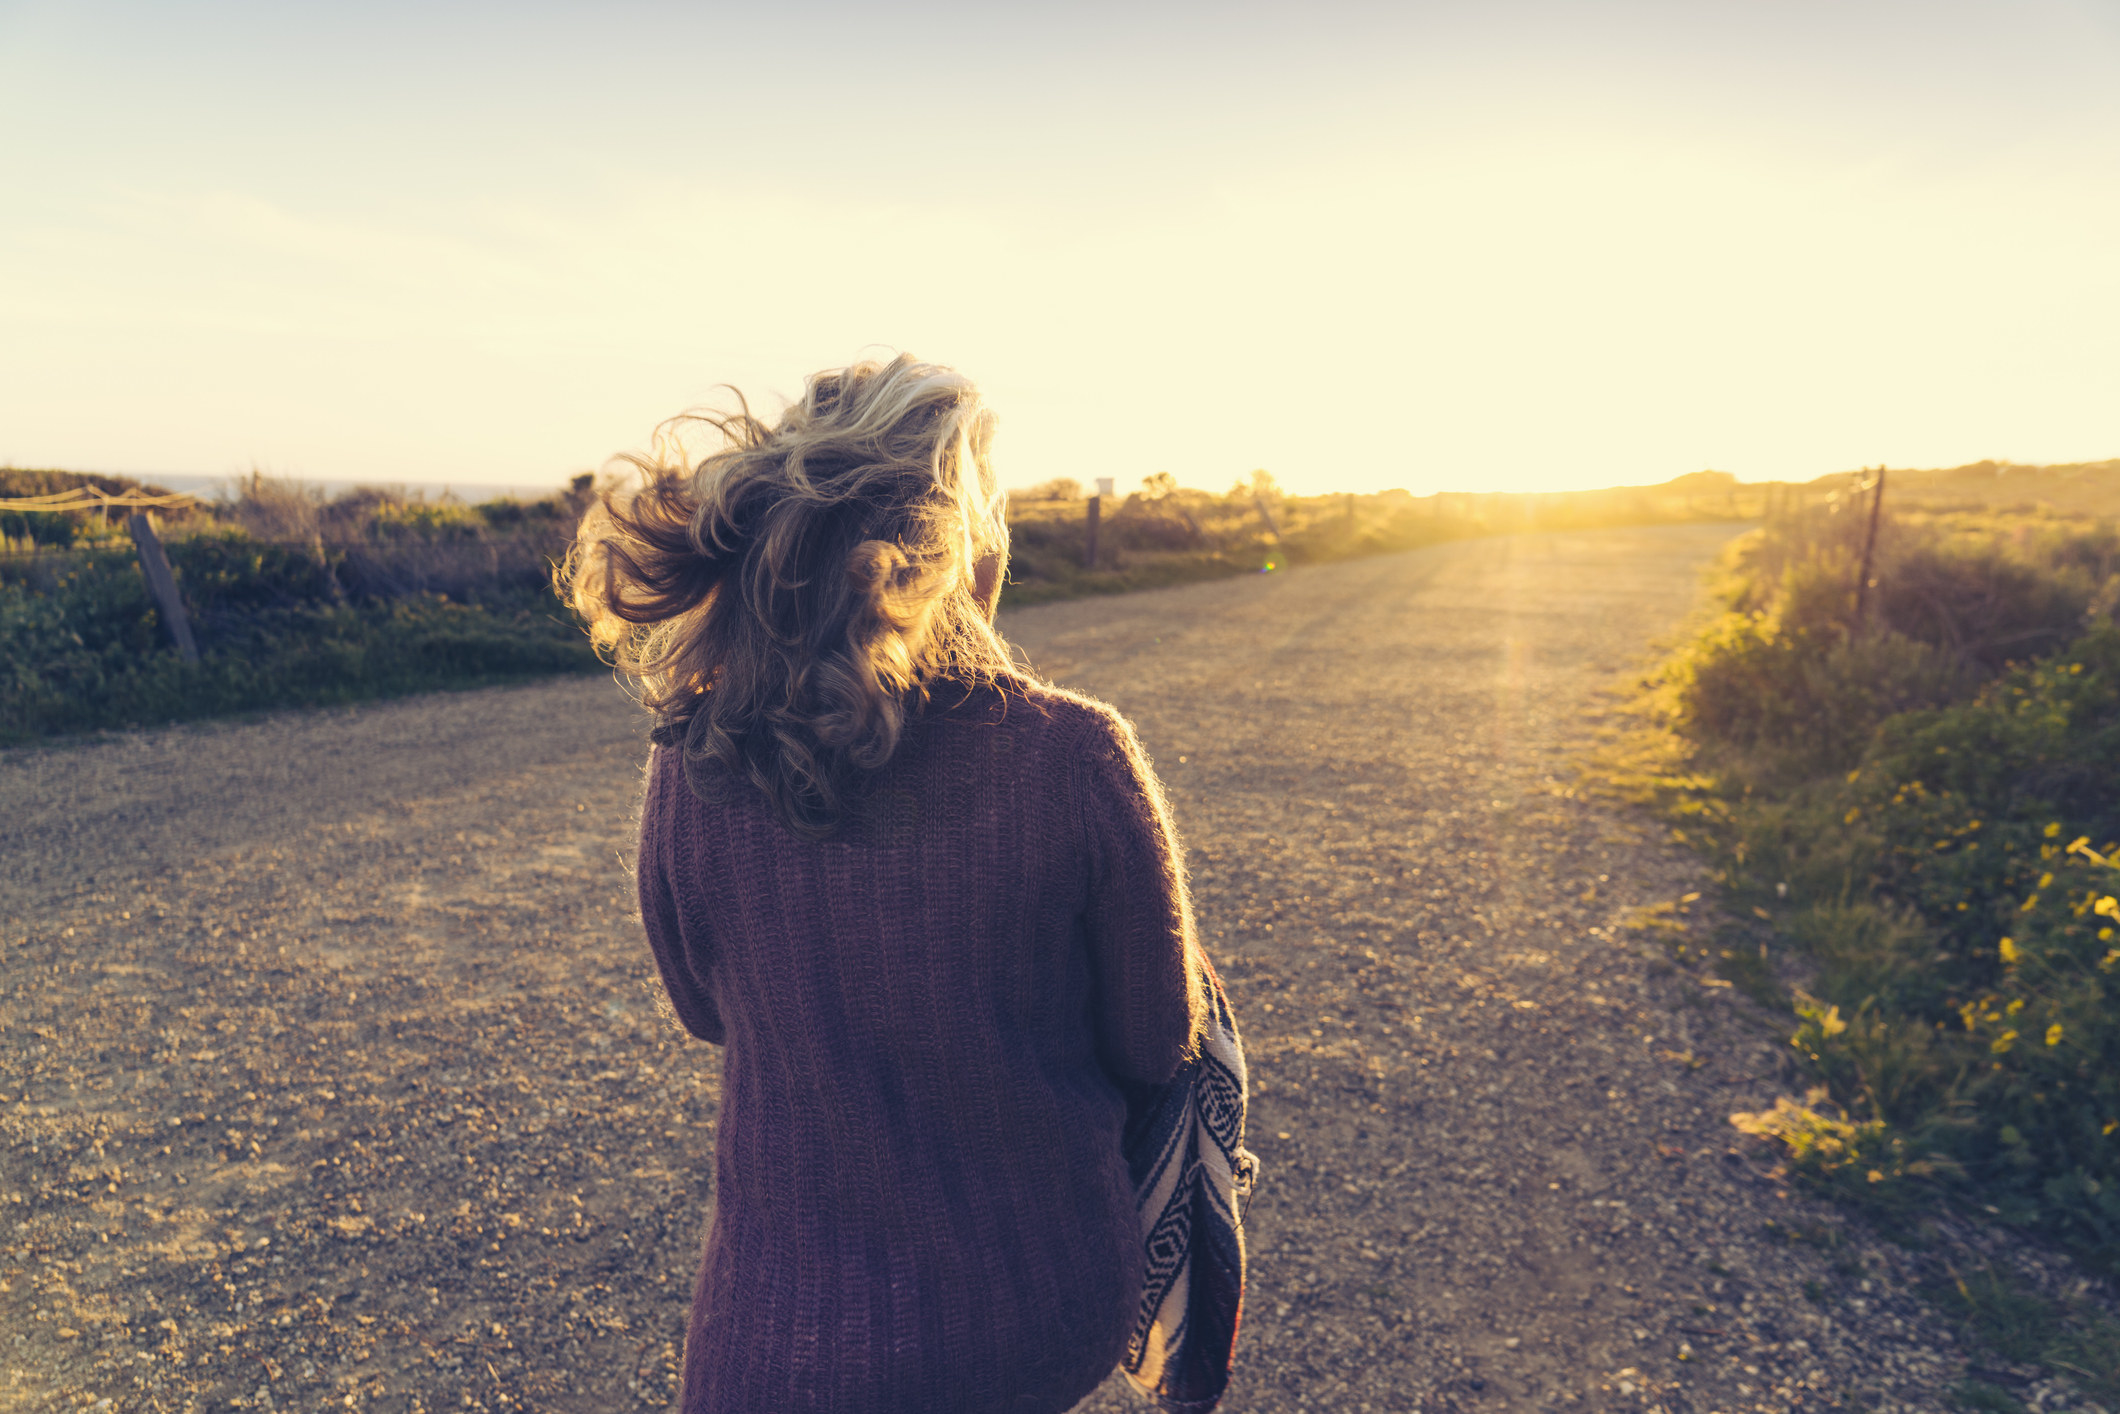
[0,570,599,742]
[1654,502,2120,1267]
[1,492,601,741]
[1671,512,2097,772]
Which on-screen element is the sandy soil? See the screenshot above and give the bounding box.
[1,524,1989,1412]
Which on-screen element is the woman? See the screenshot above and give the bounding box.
[564,355,1212,1413]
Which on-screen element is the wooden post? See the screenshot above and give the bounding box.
[127,512,199,662]
[1252,493,1283,543]
[1173,501,1204,541]
[1853,466,1887,630]
[311,530,347,604]
[1083,495,1101,569]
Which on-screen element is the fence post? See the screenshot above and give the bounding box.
[311,530,347,604]
[1252,493,1283,543]
[1083,495,1101,568]
[127,512,199,663]
[1853,466,1887,630]
[1173,501,1205,541]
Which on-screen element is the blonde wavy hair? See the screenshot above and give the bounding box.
[561,354,1022,839]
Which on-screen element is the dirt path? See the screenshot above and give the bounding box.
[2,524,1970,1413]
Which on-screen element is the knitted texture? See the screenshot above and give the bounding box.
[636,680,1207,1414]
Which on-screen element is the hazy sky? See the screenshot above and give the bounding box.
[4,1,2117,495]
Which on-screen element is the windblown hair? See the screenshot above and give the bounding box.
[561,355,1022,839]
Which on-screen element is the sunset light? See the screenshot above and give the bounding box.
[8,9,2120,1408]
[3,2,2116,493]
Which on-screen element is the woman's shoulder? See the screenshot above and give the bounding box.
[925,676,1132,750]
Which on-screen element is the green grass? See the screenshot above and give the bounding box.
[0,547,601,742]
[12,460,2112,742]
[6,465,1771,739]
[1931,1262,2120,1406]
[2,471,604,742]
[1606,492,2120,1396]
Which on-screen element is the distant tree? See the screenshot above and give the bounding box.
[1137,471,1203,539]
[1016,477,1084,501]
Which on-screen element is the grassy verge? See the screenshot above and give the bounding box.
[2,471,604,743]
[14,460,2110,744]
[5,465,1770,739]
[1602,493,2120,1403]
[1,544,602,742]
[997,469,1761,607]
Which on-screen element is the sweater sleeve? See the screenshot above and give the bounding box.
[1076,706,1208,1086]
[638,747,725,1045]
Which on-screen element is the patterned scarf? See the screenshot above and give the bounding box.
[1121,959,1260,1412]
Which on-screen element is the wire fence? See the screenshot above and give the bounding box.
[0,488,204,512]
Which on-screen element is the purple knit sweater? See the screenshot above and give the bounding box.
[635,680,1207,1414]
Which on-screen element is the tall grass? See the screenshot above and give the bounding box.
[1000,469,1762,604]
[12,460,2063,741]
[1,470,604,741]
[1635,496,2120,1270]
[5,464,1768,742]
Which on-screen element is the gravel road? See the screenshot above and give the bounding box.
[2,523,1991,1412]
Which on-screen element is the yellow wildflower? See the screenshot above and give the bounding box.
[2046,1024,2064,1047]
[1999,937,2020,964]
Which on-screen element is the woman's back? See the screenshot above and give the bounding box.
[638,680,1201,1414]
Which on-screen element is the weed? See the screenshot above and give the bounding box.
[1934,1263,2055,1363]
[1620,502,2120,1269]
[1925,1262,2120,1405]
[2,471,601,740]
[1949,1380,2026,1413]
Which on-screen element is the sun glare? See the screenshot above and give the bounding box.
[0,2,2112,495]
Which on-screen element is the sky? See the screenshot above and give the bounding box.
[2,1,2117,497]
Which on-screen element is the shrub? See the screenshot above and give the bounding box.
[1671,513,2096,772]
[1686,613,2120,1265]
[0,508,599,742]
[0,580,598,742]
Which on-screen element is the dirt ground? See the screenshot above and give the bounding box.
[0,523,2009,1412]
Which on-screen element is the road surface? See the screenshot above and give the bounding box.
[2,524,1974,1412]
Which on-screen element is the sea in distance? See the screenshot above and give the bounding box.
[147,473,571,505]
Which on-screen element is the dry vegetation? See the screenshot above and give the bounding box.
[998,468,1767,605]
[1,471,605,743]
[13,458,2112,744]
